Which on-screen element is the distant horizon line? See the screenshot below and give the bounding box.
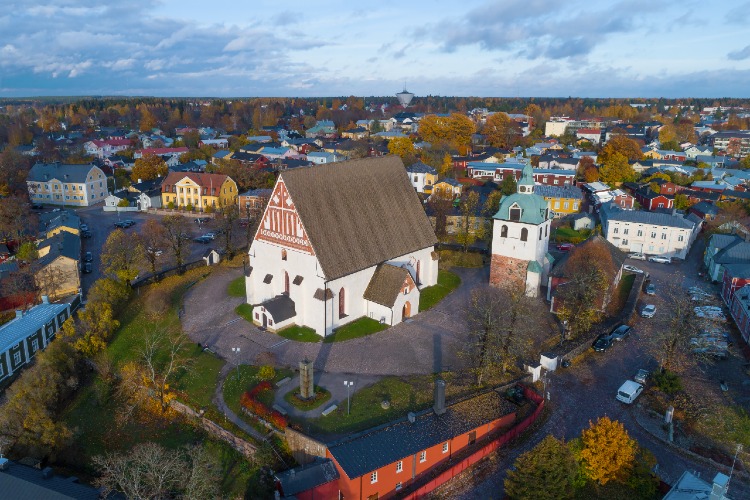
[0,95,746,101]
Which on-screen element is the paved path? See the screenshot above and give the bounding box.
[182,266,488,375]
[212,363,271,443]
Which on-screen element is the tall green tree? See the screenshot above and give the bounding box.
[456,191,480,253]
[504,435,577,500]
[101,228,145,283]
[499,174,518,195]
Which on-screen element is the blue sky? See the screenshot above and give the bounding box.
[1,0,749,98]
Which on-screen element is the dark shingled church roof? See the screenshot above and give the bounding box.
[280,156,437,280]
[363,263,412,307]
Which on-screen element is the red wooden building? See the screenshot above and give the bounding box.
[276,384,544,500]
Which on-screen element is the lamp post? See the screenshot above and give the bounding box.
[344,381,354,415]
[232,347,241,381]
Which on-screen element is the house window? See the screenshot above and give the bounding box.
[501,225,508,238]
[468,431,476,445]
[563,201,569,210]
[678,235,684,242]
[539,229,542,240]
[284,272,290,294]
[281,249,287,261]
[396,482,402,491]
[658,203,664,208]
[637,230,643,237]
[419,451,426,463]
[442,442,449,453]
[0,364,4,377]
[651,232,657,238]
[521,228,528,242]
[649,245,654,251]
[370,471,377,484]
[396,461,403,473]
[13,351,21,365]
[622,239,629,245]
[662,233,667,240]
[31,339,39,352]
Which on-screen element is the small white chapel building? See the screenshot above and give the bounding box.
[245,156,439,337]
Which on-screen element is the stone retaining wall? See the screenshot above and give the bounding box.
[170,399,257,458]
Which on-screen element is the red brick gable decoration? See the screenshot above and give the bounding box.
[489,255,527,290]
[255,179,315,255]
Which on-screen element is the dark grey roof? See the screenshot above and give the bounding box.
[28,162,98,184]
[0,260,19,279]
[0,244,9,255]
[534,185,583,200]
[129,178,163,193]
[714,238,750,264]
[690,201,719,216]
[36,231,81,267]
[363,264,411,307]
[279,156,437,281]
[39,210,80,236]
[275,458,339,497]
[262,294,296,323]
[327,389,517,479]
[680,189,721,201]
[723,262,750,279]
[601,204,695,230]
[405,161,437,175]
[0,460,101,500]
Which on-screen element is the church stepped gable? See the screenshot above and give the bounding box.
[280,156,437,280]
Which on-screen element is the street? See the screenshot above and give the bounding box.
[74,205,249,293]
[442,239,750,499]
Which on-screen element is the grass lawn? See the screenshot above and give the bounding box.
[607,273,636,317]
[554,227,592,243]
[227,276,246,298]
[419,269,461,311]
[323,316,387,343]
[438,249,485,268]
[277,325,321,342]
[235,303,254,323]
[299,371,500,437]
[284,386,332,411]
[58,268,259,498]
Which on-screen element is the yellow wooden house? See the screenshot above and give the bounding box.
[534,185,583,218]
[161,172,238,211]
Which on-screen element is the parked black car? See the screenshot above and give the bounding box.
[592,335,614,352]
[83,262,93,273]
[194,235,212,244]
[81,230,92,238]
[610,324,632,341]
[84,251,93,262]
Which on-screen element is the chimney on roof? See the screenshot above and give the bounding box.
[41,467,54,479]
[433,379,446,415]
[42,295,49,304]
[15,310,23,319]
[710,472,729,500]
[407,412,416,423]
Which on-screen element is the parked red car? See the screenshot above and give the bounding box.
[556,243,574,251]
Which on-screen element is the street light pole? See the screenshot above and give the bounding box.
[344,381,354,415]
[232,347,241,381]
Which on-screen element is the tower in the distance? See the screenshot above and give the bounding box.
[396,87,414,108]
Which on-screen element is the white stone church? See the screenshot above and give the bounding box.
[245,156,439,337]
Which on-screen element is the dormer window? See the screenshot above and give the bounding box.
[509,205,521,222]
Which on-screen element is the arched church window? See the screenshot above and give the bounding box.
[339,288,346,319]
[521,228,528,242]
[501,225,508,238]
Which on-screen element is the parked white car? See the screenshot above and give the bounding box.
[616,380,644,404]
[641,305,656,318]
[649,256,671,264]
[628,253,647,261]
[689,286,712,297]
[623,265,643,273]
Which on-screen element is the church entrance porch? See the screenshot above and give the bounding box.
[254,294,297,332]
[402,301,411,321]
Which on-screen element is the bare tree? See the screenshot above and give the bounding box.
[141,219,168,276]
[184,444,222,500]
[34,265,73,300]
[93,442,186,500]
[463,285,536,385]
[215,202,239,258]
[648,284,702,372]
[141,331,190,413]
[162,214,190,271]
